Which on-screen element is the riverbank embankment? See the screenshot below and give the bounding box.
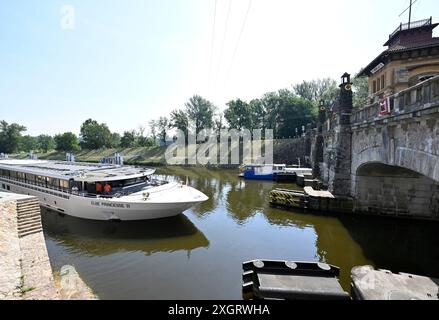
[11,138,309,167]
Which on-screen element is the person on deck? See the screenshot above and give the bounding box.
[104,183,111,195]
[96,182,102,194]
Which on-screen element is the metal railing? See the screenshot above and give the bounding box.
[0,177,71,199]
[0,175,167,199]
[351,75,439,125]
[389,17,432,39]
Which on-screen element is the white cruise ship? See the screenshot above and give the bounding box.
[0,159,208,221]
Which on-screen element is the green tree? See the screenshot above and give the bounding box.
[353,72,369,109]
[213,113,225,136]
[148,120,158,143]
[54,132,80,152]
[293,78,339,110]
[137,135,154,147]
[185,95,215,135]
[249,99,267,130]
[169,109,189,143]
[320,83,339,108]
[79,119,112,149]
[0,120,27,154]
[109,132,121,148]
[262,89,315,138]
[224,99,252,130]
[157,116,169,144]
[120,131,136,148]
[20,135,38,152]
[37,135,55,153]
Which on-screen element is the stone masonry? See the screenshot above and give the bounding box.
[312,74,439,220]
[0,192,96,300]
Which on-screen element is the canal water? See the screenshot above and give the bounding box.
[42,167,439,299]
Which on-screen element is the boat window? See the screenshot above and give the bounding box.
[17,172,25,181]
[60,180,69,190]
[74,181,82,191]
[113,176,149,189]
[26,173,36,184]
[86,183,96,194]
[36,175,46,187]
[52,178,60,189]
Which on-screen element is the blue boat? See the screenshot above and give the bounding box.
[239,164,286,181]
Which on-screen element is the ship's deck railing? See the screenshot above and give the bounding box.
[0,176,72,199]
[350,75,439,125]
[0,176,166,200]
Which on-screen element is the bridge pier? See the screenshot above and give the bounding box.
[321,73,354,197]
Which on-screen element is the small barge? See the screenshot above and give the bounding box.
[269,187,353,213]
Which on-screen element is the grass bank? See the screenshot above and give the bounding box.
[12,138,305,167]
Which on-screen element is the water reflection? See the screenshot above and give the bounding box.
[156,167,285,222]
[262,208,439,289]
[338,215,439,278]
[42,209,209,256]
[43,167,439,298]
[157,167,439,288]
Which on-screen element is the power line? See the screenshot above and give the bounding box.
[215,0,232,87]
[399,0,419,18]
[226,0,253,82]
[208,0,218,90]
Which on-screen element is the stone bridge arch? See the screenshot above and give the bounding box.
[313,74,439,220]
[352,159,439,219]
[351,144,439,186]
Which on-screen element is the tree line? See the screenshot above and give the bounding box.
[0,74,368,154]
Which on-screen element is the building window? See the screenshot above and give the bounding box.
[377,77,381,91]
[373,80,377,93]
[381,74,385,90]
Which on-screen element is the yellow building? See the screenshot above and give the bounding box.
[360,17,439,104]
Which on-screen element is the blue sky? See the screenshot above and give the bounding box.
[0,0,437,136]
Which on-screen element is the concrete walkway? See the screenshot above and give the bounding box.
[0,192,96,300]
[351,265,439,300]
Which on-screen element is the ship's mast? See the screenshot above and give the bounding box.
[399,0,419,29]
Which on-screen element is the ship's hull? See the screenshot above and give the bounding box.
[242,172,274,181]
[1,180,208,221]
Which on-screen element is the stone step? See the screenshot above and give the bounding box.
[18,221,42,231]
[18,215,42,224]
[17,223,43,232]
[17,207,41,214]
[17,208,41,216]
[17,199,40,206]
[17,204,40,211]
[17,217,41,225]
[17,211,41,220]
[18,227,43,238]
